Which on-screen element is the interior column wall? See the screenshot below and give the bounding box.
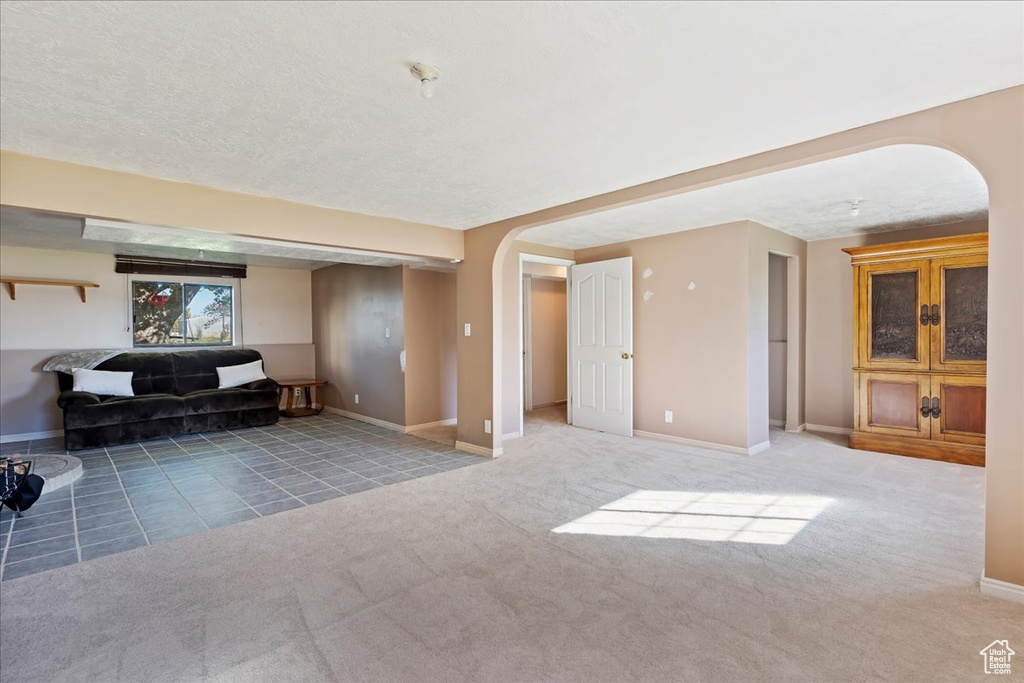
[403,267,457,427]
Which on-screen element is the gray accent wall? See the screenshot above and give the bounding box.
[312,264,407,427]
[310,263,458,429]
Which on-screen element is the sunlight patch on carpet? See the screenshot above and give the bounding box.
[552,491,832,545]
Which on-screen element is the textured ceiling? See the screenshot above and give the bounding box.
[1,1,1021,230]
[520,145,988,249]
[0,208,451,270]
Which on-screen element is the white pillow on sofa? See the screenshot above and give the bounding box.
[216,359,267,389]
[72,368,134,397]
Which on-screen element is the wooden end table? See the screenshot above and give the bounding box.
[278,379,328,418]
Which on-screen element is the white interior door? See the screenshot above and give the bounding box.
[570,257,633,436]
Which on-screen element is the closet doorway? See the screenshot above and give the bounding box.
[520,254,572,434]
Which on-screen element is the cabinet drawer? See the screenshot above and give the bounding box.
[931,374,986,446]
[856,372,931,439]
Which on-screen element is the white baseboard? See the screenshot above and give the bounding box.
[769,419,785,428]
[405,418,457,433]
[981,576,1024,605]
[748,440,772,456]
[805,423,853,436]
[325,407,462,436]
[634,430,770,456]
[502,431,522,440]
[0,429,63,444]
[455,440,503,458]
[531,400,567,410]
[785,423,807,434]
[323,406,405,433]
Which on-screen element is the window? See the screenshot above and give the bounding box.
[132,281,233,347]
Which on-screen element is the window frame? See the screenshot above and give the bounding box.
[130,277,237,348]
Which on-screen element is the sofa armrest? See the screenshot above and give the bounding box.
[242,378,279,392]
[57,390,102,409]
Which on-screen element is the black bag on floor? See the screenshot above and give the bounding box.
[3,474,45,513]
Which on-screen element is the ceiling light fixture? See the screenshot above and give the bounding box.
[411,63,440,99]
[449,258,462,264]
[849,200,861,217]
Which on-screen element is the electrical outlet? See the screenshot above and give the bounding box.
[354,394,360,405]
[293,388,301,397]
[484,419,492,434]
[385,327,390,339]
[664,410,674,423]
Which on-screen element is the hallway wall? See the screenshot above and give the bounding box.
[529,277,567,409]
[768,254,788,426]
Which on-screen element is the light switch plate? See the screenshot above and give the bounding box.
[354,394,360,404]
[464,323,472,337]
[664,410,673,423]
[484,419,491,434]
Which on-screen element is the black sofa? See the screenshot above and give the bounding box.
[57,349,280,451]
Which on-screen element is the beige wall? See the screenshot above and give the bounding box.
[577,222,753,449]
[0,245,314,438]
[529,277,567,408]
[768,254,788,425]
[311,263,406,427]
[0,248,130,350]
[238,266,314,347]
[403,267,457,427]
[523,262,568,279]
[804,218,988,430]
[1,151,463,260]
[575,220,804,450]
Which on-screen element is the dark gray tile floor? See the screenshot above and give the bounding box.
[0,415,481,581]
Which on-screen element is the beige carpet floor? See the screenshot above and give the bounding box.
[1,407,1021,682]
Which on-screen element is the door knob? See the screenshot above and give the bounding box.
[621,353,632,360]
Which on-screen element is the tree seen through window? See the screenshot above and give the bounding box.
[132,281,233,346]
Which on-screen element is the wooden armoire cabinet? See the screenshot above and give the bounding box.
[844,233,987,466]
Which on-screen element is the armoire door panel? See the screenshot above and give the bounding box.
[857,260,931,371]
[845,233,987,465]
[857,372,931,439]
[930,255,987,373]
[933,375,986,445]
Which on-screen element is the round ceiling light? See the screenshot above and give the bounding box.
[411,63,441,99]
